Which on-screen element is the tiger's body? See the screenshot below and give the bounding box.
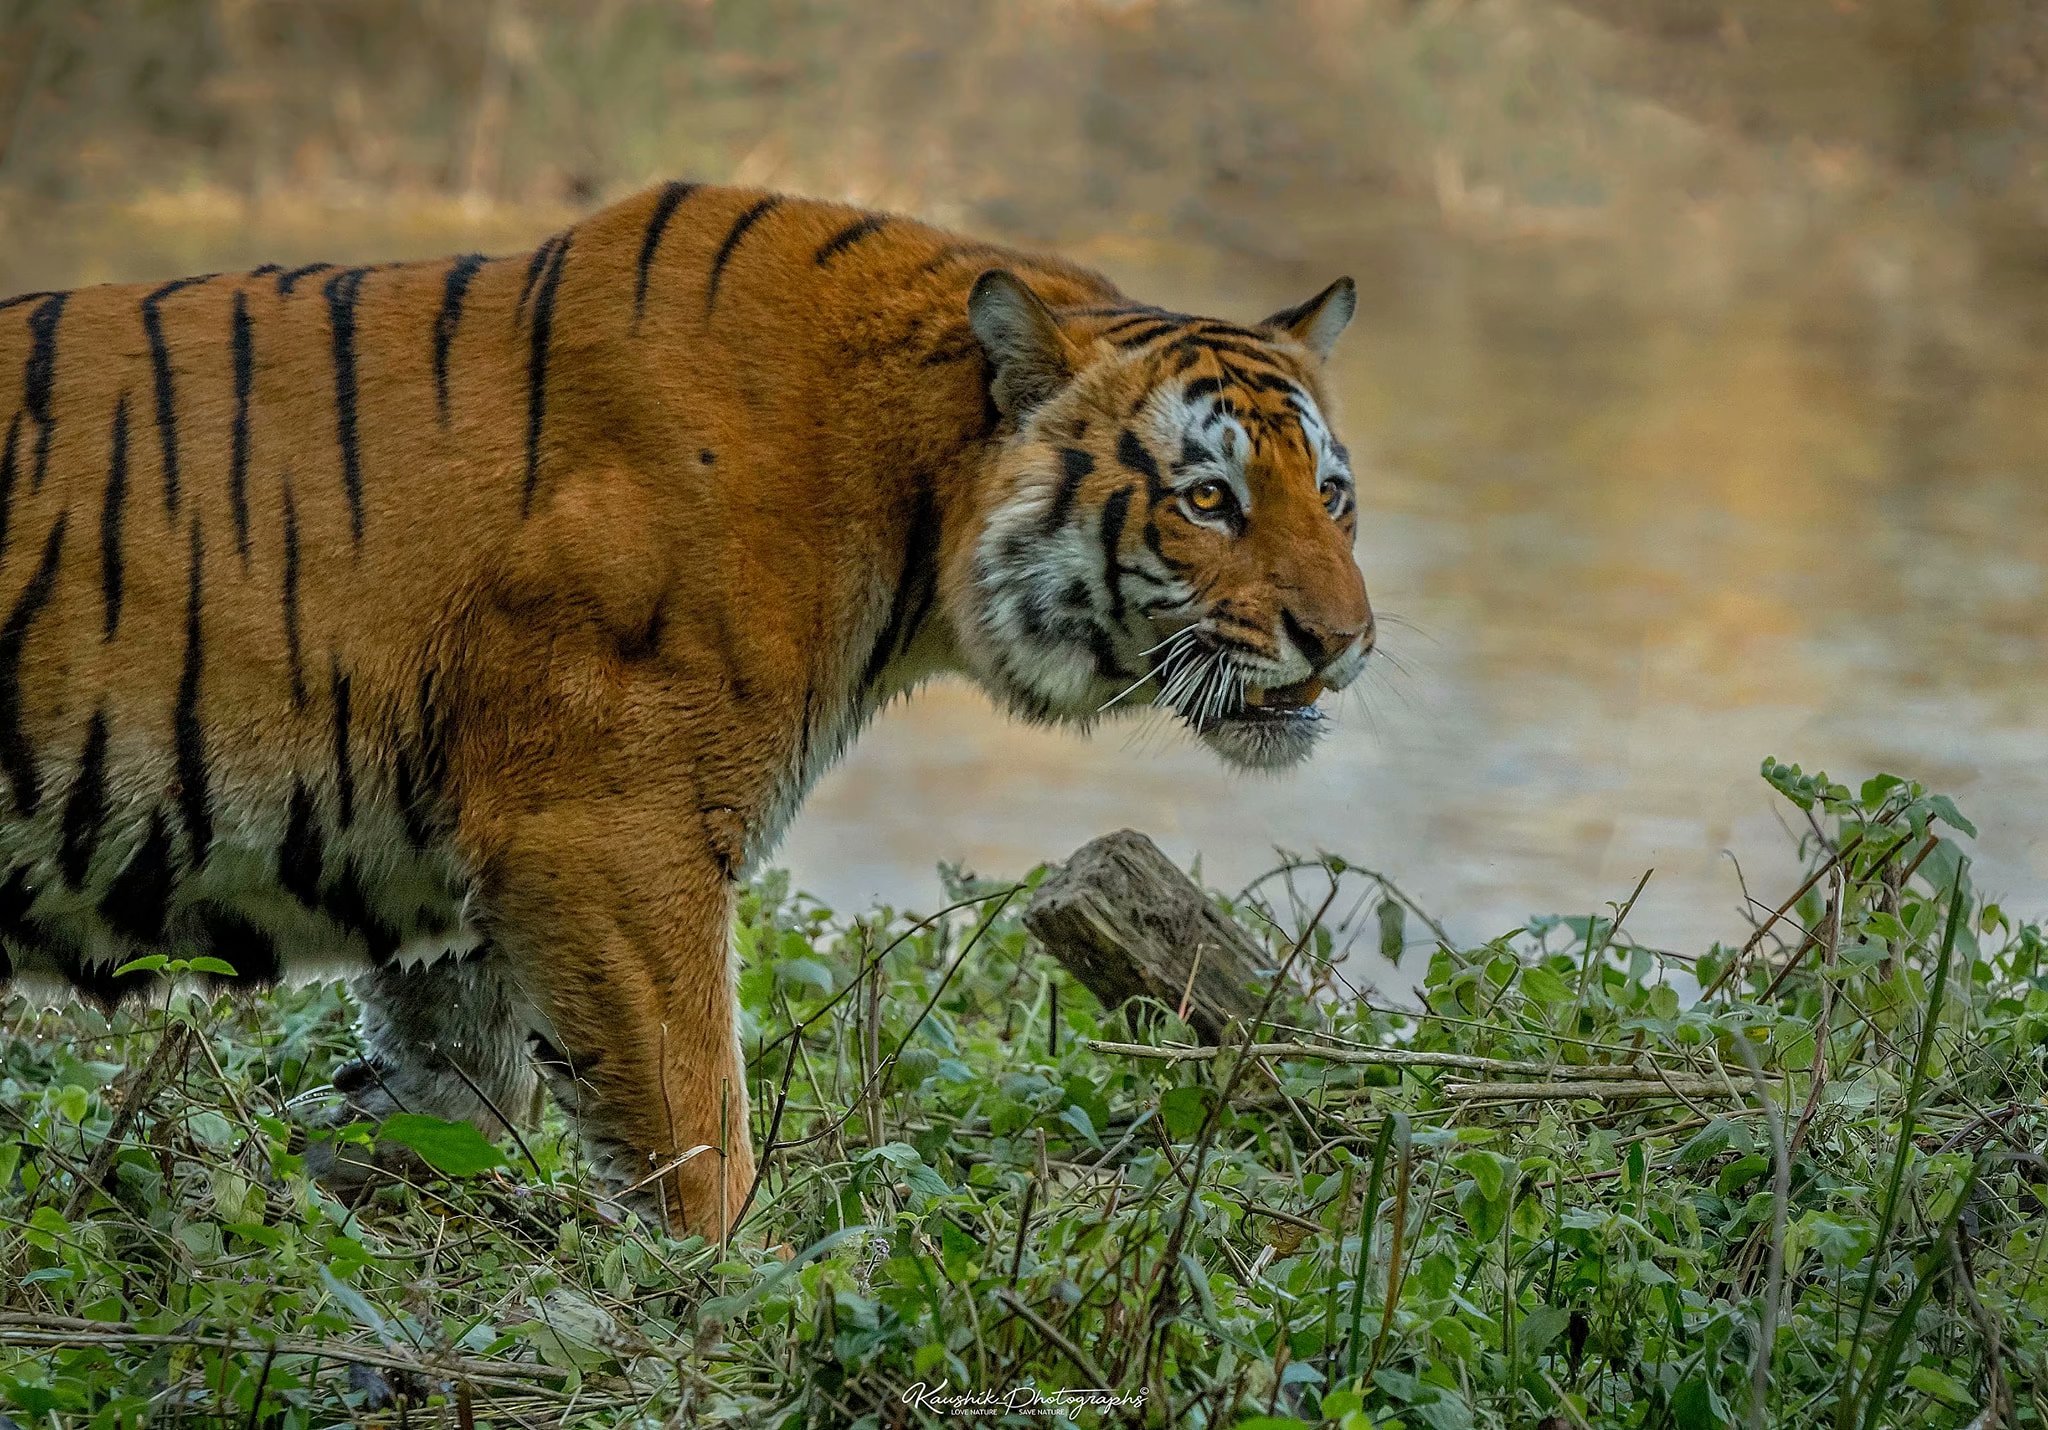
[0,182,1372,1235]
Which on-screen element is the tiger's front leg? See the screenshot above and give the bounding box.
[479,793,755,1240]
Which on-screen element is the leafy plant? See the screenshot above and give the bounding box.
[2,762,2042,1428]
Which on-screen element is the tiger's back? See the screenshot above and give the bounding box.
[0,187,1061,1006]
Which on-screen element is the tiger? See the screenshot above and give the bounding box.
[0,182,1373,1237]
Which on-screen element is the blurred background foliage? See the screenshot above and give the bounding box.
[7,0,2048,306]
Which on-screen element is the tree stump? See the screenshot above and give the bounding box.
[1024,830,1278,1045]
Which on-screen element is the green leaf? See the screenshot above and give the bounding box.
[1056,1103,1100,1147]
[1518,1304,1572,1356]
[377,1114,508,1177]
[1160,1085,1214,1141]
[112,953,169,977]
[1715,1154,1770,1198]
[774,956,836,998]
[185,956,238,977]
[1675,1118,1749,1164]
[26,1206,71,1254]
[1671,1374,1723,1430]
[53,1085,90,1124]
[1451,1149,1515,1202]
[1377,899,1407,965]
[1903,1364,1974,1407]
[1519,965,1572,1005]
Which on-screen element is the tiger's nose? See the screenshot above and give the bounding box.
[1281,609,1373,673]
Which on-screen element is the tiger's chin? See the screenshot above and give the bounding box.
[1195,704,1329,771]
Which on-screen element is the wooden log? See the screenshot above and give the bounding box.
[1023,829,1277,1044]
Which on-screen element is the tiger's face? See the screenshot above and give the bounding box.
[958,271,1373,771]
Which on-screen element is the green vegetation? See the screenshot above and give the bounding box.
[3,762,2044,1428]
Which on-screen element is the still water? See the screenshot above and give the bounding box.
[9,211,2043,983]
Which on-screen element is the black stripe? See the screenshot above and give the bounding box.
[1086,624,1130,680]
[229,292,254,562]
[0,292,55,315]
[100,395,129,640]
[320,861,399,964]
[705,197,781,316]
[1098,487,1132,622]
[0,867,33,981]
[813,214,888,267]
[196,903,281,986]
[281,482,306,708]
[795,682,815,778]
[58,710,111,889]
[1201,339,1300,374]
[1098,306,1186,330]
[517,235,560,321]
[62,942,157,1012]
[1045,447,1093,532]
[522,233,571,516]
[192,901,280,979]
[634,182,699,321]
[859,476,942,694]
[1208,631,1277,661]
[330,658,354,827]
[248,263,282,278]
[23,291,68,491]
[1116,429,1168,506]
[321,267,370,543]
[434,253,487,423]
[1209,608,1268,637]
[1112,322,1180,349]
[276,263,333,296]
[101,810,176,945]
[279,780,323,910]
[1229,365,1301,396]
[175,517,211,865]
[394,670,447,850]
[1143,520,1194,576]
[920,330,982,367]
[0,410,20,563]
[1066,304,1166,320]
[1192,320,1268,343]
[914,242,1004,277]
[1182,375,1225,403]
[0,515,67,813]
[141,279,205,514]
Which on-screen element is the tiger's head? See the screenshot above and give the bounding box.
[954,270,1373,771]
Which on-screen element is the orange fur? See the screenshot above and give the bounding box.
[0,183,1370,1236]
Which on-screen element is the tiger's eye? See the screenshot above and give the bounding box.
[1187,480,1232,515]
[1320,477,1347,514]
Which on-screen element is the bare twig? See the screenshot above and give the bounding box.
[0,1318,584,1404]
[994,1288,1112,1387]
[1443,1076,1769,1102]
[1087,1039,1672,1079]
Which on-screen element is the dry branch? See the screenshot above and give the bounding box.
[1443,1076,1770,1102]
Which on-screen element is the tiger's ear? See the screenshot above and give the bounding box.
[968,270,1078,417]
[1259,276,1356,362]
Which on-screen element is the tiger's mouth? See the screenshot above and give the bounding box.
[1199,676,1327,731]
